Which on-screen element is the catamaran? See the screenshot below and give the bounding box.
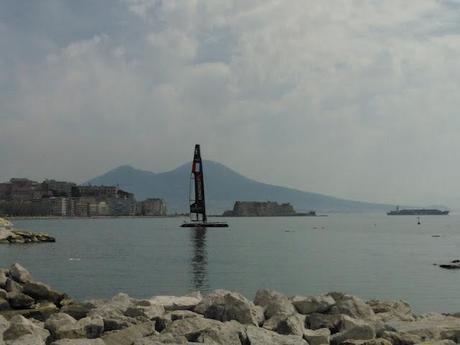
[181,145,228,228]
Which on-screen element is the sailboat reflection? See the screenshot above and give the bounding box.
[190,227,210,292]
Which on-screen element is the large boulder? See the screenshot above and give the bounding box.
[254,289,296,319]
[304,328,331,345]
[5,334,48,345]
[161,316,223,340]
[331,323,376,345]
[7,292,35,309]
[327,293,375,320]
[45,313,78,338]
[307,313,343,333]
[134,333,188,345]
[0,297,10,311]
[196,320,246,345]
[245,325,309,345]
[263,313,306,336]
[5,279,23,294]
[381,331,422,345]
[51,339,105,345]
[194,289,260,325]
[23,281,64,305]
[149,292,201,311]
[3,315,49,342]
[367,300,415,322]
[60,303,94,320]
[101,322,155,345]
[9,264,33,284]
[45,313,104,340]
[341,339,392,345]
[0,269,8,288]
[292,295,336,315]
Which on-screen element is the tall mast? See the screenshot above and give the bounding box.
[189,144,207,222]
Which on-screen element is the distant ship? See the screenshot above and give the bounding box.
[387,206,449,216]
[181,145,228,228]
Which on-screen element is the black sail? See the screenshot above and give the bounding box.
[189,144,207,222]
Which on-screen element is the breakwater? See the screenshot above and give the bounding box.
[1,263,460,345]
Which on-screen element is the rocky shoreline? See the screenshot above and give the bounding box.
[0,229,55,244]
[1,264,460,345]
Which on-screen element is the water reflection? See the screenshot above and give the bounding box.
[190,227,209,292]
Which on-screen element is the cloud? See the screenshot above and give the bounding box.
[1,0,460,206]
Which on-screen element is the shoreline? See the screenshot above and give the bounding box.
[1,264,460,345]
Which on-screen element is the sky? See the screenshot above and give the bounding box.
[1,0,460,207]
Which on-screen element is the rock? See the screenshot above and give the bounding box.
[51,339,105,345]
[327,293,375,320]
[367,300,415,322]
[245,325,309,345]
[149,292,201,311]
[381,331,422,345]
[169,310,203,321]
[23,282,64,305]
[5,279,23,294]
[5,334,47,345]
[0,315,10,338]
[196,320,246,345]
[125,304,164,320]
[254,289,296,319]
[161,317,223,340]
[88,294,140,331]
[292,295,336,315]
[304,328,331,345]
[3,315,49,342]
[60,303,94,320]
[416,341,456,345]
[263,313,306,336]
[307,313,343,333]
[331,323,376,345]
[0,269,8,288]
[8,292,35,309]
[341,339,392,345]
[9,264,33,284]
[44,312,78,338]
[101,322,155,345]
[77,316,104,339]
[133,333,188,345]
[194,289,260,325]
[0,297,10,311]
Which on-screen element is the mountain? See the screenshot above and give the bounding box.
[85,161,393,214]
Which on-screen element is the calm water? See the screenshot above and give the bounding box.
[1,215,460,313]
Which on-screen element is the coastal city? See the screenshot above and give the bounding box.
[0,178,167,217]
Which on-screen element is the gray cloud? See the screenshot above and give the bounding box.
[1,0,460,207]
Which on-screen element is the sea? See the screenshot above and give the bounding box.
[1,214,460,313]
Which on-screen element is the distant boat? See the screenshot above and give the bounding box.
[387,206,449,216]
[181,145,228,228]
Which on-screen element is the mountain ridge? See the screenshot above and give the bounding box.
[85,161,394,213]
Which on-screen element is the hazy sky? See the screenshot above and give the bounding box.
[1,0,460,207]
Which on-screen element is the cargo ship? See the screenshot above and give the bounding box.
[387,206,449,216]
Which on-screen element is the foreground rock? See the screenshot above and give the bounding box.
[3,263,460,345]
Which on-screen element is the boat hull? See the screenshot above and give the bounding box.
[181,222,228,228]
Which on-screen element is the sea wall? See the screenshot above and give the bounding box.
[223,201,297,216]
[1,263,460,345]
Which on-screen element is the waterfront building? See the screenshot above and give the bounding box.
[136,198,167,216]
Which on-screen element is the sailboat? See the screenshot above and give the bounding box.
[181,145,229,228]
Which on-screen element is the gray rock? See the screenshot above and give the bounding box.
[245,325,309,345]
[23,282,64,305]
[381,331,422,345]
[161,317,223,340]
[77,316,104,339]
[415,341,456,345]
[44,312,78,339]
[0,269,8,288]
[169,310,203,321]
[133,333,188,345]
[9,264,33,284]
[8,292,35,309]
[341,339,392,345]
[51,339,105,345]
[196,320,246,345]
[3,315,49,342]
[88,294,140,331]
[0,297,10,311]
[292,295,335,315]
[328,293,375,320]
[263,313,306,336]
[307,313,343,332]
[331,323,376,345]
[367,300,415,322]
[254,289,296,319]
[60,303,94,320]
[194,289,260,325]
[5,279,23,294]
[149,292,201,311]
[304,328,331,345]
[5,334,47,345]
[0,314,10,335]
[101,322,155,345]
[125,304,164,320]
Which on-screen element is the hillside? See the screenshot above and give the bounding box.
[85,161,393,214]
